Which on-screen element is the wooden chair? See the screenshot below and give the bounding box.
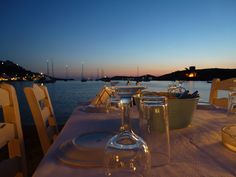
[24,84,58,155]
[0,83,27,177]
[90,86,114,106]
[209,78,236,109]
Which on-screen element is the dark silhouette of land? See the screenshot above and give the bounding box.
[155,68,236,81]
[0,60,37,80]
[0,60,74,81]
[102,68,236,82]
[1,60,236,82]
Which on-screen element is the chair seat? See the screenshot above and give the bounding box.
[212,97,228,108]
[0,123,15,148]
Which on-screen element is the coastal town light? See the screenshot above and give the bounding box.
[186,72,197,78]
[188,73,195,78]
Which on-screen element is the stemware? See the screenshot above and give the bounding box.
[104,130,151,177]
[104,86,151,177]
[115,86,145,130]
[167,81,185,94]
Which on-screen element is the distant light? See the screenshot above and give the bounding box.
[1,62,4,64]
[187,72,196,78]
[115,155,119,162]
[189,73,194,77]
[40,72,44,75]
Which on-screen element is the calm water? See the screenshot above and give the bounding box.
[1,80,213,125]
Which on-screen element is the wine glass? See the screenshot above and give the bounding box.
[115,86,145,130]
[104,86,151,177]
[104,130,151,177]
[167,81,185,95]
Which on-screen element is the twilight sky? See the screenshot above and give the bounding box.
[1,0,236,78]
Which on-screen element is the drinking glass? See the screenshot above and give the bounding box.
[140,95,170,167]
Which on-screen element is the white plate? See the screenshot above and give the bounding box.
[57,131,114,167]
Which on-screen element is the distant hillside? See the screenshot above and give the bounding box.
[0,60,36,77]
[0,60,73,81]
[101,68,236,82]
[156,68,236,81]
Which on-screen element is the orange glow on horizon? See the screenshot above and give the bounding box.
[54,65,183,78]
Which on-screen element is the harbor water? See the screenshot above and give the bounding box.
[0,80,219,125]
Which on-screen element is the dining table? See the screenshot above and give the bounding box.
[33,104,236,177]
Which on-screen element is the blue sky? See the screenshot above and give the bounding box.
[0,0,236,78]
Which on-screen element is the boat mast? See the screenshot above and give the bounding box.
[81,63,84,80]
[137,66,139,77]
[46,60,50,76]
[97,68,99,80]
[51,59,54,78]
[65,65,68,79]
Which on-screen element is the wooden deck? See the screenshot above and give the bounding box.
[33,106,236,177]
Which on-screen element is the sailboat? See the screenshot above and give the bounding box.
[35,60,56,84]
[81,78,87,82]
[34,76,56,84]
[81,63,87,82]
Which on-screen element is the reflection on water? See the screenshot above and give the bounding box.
[0,80,212,125]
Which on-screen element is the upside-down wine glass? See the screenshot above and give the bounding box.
[104,86,151,177]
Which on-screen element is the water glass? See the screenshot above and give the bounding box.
[140,95,170,167]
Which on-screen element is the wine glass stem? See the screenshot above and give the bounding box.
[121,102,131,130]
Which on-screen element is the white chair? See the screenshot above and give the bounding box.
[24,84,58,155]
[0,83,27,177]
[209,78,236,109]
[228,91,236,113]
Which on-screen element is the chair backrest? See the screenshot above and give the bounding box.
[209,78,236,108]
[24,84,58,154]
[0,83,27,177]
[90,86,114,106]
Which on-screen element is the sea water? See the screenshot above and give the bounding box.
[0,80,217,125]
